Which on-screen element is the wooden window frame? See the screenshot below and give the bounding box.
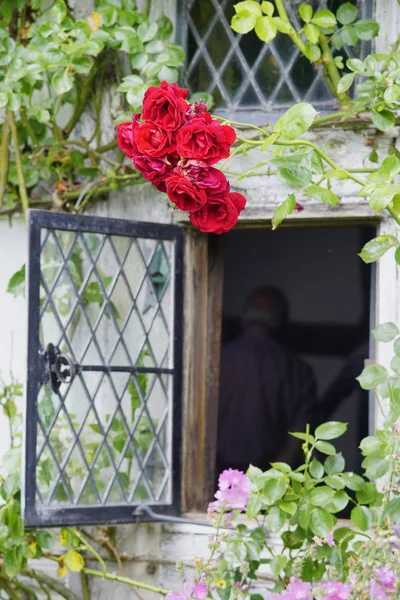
[180,212,396,513]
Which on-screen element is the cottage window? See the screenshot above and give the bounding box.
[24,210,184,527]
[179,0,372,121]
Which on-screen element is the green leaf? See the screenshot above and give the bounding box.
[263,476,287,504]
[0,91,8,109]
[298,503,311,529]
[351,505,372,531]
[315,421,347,440]
[266,505,285,532]
[64,550,85,572]
[356,364,388,390]
[325,490,349,513]
[337,72,355,94]
[356,482,377,504]
[271,554,288,576]
[306,185,339,205]
[362,454,390,479]
[137,21,158,42]
[310,486,334,506]
[254,16,277,42]
[341,25,358,46]
[51,0,67,24]
[272,194,296,230]
[7,264,25,297]
[234,1,262,15]
[310,507,335,537]
[336,2,358,25]
[372,109,395,132]
[271,16,291,34]
[309,458,324,479]
[4,548,19,578]
[379,155,400,181]
[299,3,313,23]
[277,166,312,188]
[372,322,399,342]
[325,169,348,180]
[311,9,336,28]
[304,23,319,44]
[347,58,365,74]
[391,355,400,374]
[261,1,274,16]
[370,184,400,212]
[274,102,316,139]
[360,436,382,456]
[303,44,321,62]
[324,452,345,475]
[324,475,345,490]
[384,498,400,523]
[341,472,365,491]
[315,440,337,455]
[290,431,315,443]
[358,234,399,263]
[146,39,164,54]
[231,12,257,34]
[156,16,173,40]
[353,18,379,41]
[37,531,55,550]
[72,56,93,74]
[52,69,73,94]
[246,494,262,518]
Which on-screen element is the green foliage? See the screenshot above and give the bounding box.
[0,0,190,216]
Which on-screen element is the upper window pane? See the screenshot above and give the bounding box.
[180,0,371,121]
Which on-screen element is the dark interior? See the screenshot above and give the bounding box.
[219,225,374,478]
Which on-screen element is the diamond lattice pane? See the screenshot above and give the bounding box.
[183,0,369,114]
[34,228,176,509]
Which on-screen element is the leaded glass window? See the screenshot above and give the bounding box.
[24,210,184,527]
[179,0,372,121]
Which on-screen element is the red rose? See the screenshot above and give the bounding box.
[135,122,176,157]
[166,175,208,212]
[134,153,178,192]
[190,191,246,234]
[116,114,141,158]
[186,100,209,119]
[177,160,230,193]
[227,191,246,213]
[142,81,188,131]
[176,115,236,164]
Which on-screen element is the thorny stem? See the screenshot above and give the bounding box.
[74,529,107,573]
[20,108,39,147]
[22,569,81,600]
[319,34,347,104]
[8,110,29,221]
[82,568,170,595]
[274,0,306,54]
[80,572,90,600]
[65,64,99,136]
[0,111,11,206]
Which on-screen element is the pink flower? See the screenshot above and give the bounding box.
[294,202,304,212]
[376,566,398,590]
[133,154,177,192]
[326,531,335,548]
[214,469,250,510]
[166,591,192,600]
[193,582,208,600]
[370,580,389,600]
[320,581,352,599]
[271,578,312,599]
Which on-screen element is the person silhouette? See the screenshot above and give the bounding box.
[217,287,318,474]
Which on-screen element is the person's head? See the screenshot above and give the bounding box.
[243,287,289,332]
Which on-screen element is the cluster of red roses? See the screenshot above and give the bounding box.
[117,81,246,234]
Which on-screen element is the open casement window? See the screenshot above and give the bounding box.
[24,210,184,527]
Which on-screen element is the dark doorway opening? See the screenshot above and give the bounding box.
[218,225,375,478]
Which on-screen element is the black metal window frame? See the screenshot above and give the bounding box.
[23,210,184,528]
[176,0,373,124]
